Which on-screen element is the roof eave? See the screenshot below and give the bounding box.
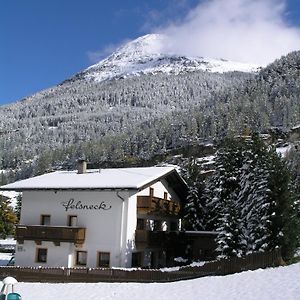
[0,187,138,192]
[138,168,188,200]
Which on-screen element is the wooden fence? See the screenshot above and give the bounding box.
[0,249,283,283]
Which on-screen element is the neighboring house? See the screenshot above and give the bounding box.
[288,125,300,142]
[0,190,20,209]
[0,194,10,203]
[0,162,187,268]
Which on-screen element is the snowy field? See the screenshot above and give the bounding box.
[1,263,298,300]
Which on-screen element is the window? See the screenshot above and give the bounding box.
[68,215,78,227]
[36,248,47,263]
[149,187,154,197]
[137,218,146,230]
[41,215,51,225]
[98,252,110,268]
[153,220,161,231]
[76,251,87,266]
[170,221,178,231]
[164,192,168,200]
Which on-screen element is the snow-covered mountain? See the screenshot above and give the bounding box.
[82,34,260,82]
[1,35,299,182]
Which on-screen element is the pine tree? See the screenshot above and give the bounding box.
[266,146,300,259]
[215,196,242,258]
[184,184,206,230]
[183,159,206,230]
[205,136,300,260]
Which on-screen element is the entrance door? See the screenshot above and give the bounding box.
[131,252,142,267]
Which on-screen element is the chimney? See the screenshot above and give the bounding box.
[77,159,87,174]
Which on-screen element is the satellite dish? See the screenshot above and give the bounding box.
[2,277,18,285]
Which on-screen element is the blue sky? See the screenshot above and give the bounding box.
[1,0,300,105]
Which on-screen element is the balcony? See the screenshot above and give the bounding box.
[137,196,180,217]
[135,230,166,248]
[135,230,182,249]
[16,225,86,245]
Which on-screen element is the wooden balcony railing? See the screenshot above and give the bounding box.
[16,225,86,245]
[137,196,180,216]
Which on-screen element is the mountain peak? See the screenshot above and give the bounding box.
[110,34,165,59]
[82,34,260,82]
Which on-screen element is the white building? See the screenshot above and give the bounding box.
[0,163,187,268]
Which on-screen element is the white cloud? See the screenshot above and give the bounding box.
[158,0,300,65]
[87,39,131,63]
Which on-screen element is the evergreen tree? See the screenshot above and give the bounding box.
[215,196,242,258]
[267,146,300,259]
[184,183,206,230]
[183,159,206,231]
[205,137,300,260]
[15,193,22,222]
[0,198,17,238]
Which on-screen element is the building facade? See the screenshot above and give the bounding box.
[0,165,187,268]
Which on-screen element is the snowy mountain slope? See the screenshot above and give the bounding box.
[81,34,260,82]
[1,38,299,181]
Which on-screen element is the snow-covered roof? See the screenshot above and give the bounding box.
[292,124,300,130]
[0,190,20,208]
[0,166,183,191]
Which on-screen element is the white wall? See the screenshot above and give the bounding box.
[16,178,182,268]
[16,241,71,267]
[137,179,181,202]
[17,190,135,268]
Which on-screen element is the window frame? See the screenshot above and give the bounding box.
[67,215,78,227]
[136,218,146,230]
[40,214,51,225]
[76,250,87,266]
[36,248,48,263]
[97,251,110,268]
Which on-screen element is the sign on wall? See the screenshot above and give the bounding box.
[61,199,112,212]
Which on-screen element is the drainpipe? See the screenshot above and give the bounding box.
[67,244,73,268]
[116,191,125,266]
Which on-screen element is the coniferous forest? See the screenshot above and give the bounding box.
[0,51,300,180]
[183,136,300,260]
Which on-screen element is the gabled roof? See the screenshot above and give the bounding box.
[0,167,187,197]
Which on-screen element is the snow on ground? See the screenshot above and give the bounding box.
[276,144,292,158]
[2,263,299,300]
[196,155,215,165]
[0,238,16,247]
[0,252,13,266]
